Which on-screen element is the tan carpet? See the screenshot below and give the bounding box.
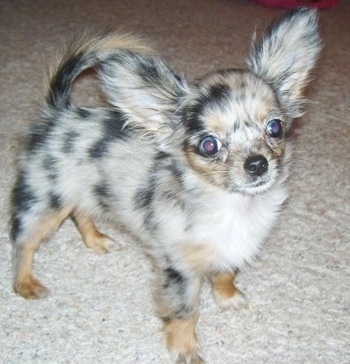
[0,0,349,363]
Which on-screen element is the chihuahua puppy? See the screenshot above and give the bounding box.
[10,8,320,363]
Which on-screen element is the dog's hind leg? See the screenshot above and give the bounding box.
[12,206,72,299]
[72,211,117,254]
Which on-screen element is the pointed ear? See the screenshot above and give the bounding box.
[247,8,321,117]
[98,52,189,134]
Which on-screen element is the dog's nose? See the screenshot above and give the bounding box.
[244,155,268,177]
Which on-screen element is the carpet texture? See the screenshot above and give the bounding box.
[0,0,349,363]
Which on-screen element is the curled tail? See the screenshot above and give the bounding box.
[45,32,153,111]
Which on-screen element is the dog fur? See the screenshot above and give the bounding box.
[10,8,321,363]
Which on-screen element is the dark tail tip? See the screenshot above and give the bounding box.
[46,46,95,111]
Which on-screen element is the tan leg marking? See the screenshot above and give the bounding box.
[182,244,214,274]
[211,272,247,310]
[73,212,116,253]
[13,207,72,299]
[163,313,204,364]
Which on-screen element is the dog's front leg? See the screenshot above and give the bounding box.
[156,266,204,364]
[211,271,247,311]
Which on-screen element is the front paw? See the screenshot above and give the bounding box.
[164,317,205,364]
[211,272,248,311]
[173,350,205,364]
[213,287,248,311]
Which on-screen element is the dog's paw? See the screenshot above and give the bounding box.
[14,276,49,299]
[173,350,205,364]
[165,316,204,364]
[85,235,120,254]
[214,288,248,311]
[211,272,248,311]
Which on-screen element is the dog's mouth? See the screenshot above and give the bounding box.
[235,176,275,195]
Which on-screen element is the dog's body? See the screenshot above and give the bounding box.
[10,8,320,363]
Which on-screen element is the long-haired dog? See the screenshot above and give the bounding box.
[10,8,320,363]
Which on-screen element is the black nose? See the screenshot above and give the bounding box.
[244,155,268,177]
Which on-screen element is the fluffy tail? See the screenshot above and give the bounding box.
[45,32,153,111]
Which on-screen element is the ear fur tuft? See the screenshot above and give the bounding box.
[98,52,189,135]
[247,7,322,117]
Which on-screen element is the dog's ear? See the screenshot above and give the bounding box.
[98,52,189,134]
[247,8,321,118]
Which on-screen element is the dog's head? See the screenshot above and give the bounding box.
[99,8,321,195]
[181,70,290,194]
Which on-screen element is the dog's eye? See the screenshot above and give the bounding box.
[198,136,222,157]
[266,119,283,138]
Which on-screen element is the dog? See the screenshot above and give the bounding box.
[10,7,321,363]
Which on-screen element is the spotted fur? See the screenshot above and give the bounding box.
[10,8,321,363]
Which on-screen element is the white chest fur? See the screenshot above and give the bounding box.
[189,185,288,271]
